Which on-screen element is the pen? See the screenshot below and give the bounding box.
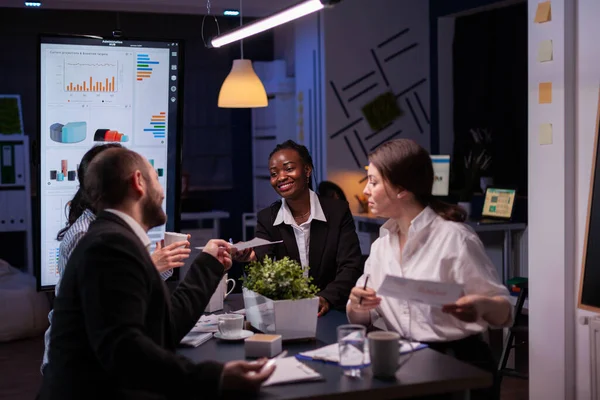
[358,274,370,305]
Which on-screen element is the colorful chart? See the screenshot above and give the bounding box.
[144,112,166,139]
[64,61,118,92]
[136,53,160,81]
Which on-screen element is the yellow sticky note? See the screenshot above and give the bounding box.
[539,82,552,104]
[537,40,553,62]
[534,1,552,23]
[539,123,553,145]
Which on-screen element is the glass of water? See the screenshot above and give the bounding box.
[337,324,367,377]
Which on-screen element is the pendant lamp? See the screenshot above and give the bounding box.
[217,0,267,108]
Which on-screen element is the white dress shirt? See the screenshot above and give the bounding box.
[273,190,327,274]
[351,206,511,343]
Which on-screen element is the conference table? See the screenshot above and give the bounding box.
[177,295,492,399]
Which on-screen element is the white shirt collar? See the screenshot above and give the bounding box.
[274,190,327,226]
[380,206,438,238]
[105,209,152,249]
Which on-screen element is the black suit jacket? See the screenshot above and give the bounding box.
[254,196,363,309]
[40,211,225,400]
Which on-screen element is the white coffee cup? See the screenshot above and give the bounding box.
[368,331,400,379]
[163,232,188,247]
[217,314,244,338]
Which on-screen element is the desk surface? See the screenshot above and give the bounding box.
[177,296,492,400]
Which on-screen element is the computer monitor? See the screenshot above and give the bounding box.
[481,188,516,219]
[431,155,450,196]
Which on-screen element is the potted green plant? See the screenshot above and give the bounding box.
[241,256,320,340]
[458,128,492,216]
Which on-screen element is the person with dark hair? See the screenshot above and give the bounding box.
[234,140,363,316]
[346,139,511,400]
[39,147,274,400]
[317,180,347,202]
[41,144,190,373]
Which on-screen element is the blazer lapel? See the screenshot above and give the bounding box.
[278,224,301,263]
[309,220,328,273]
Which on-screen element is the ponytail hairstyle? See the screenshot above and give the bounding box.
[56,143,123,240]
[268,140,315,190]
[368,139,466,222]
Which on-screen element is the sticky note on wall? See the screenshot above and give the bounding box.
[539,82,552,104]
[534,1,552,23]
[537,40,553,62]
[539,123,553,145]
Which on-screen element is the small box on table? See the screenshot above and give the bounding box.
[244,334,282,358]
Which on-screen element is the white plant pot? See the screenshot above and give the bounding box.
[242,287,319,340]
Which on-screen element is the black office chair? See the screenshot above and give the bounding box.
[497,281,529,384]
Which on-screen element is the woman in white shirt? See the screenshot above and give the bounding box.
[347,139,511,400]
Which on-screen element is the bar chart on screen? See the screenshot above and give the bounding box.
[64,60,120,92]
[136,53,160,81]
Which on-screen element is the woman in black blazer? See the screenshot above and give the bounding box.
[234,140,363,316]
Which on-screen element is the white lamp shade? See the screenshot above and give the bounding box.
[218,59,268,108]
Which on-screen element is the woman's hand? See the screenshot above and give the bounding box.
[203,239,233,271]
[232,248,256,263]
[443,294,512,326]
[317,296,330,317]
[348,286,381,312]
[151,238,191,273]
[442,294,486,323]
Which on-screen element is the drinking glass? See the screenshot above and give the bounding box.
[337,324,367,377]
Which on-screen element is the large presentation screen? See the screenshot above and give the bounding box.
[37,36,182,290]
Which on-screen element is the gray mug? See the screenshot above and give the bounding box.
[368,331,400,379]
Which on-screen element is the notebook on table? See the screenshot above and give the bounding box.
[179,332,213,347]
[262,357,323,386]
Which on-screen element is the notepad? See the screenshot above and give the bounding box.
[189,314,220,333]
[262,357,323,386]
[180,332,213,347]
[296,339,426,365]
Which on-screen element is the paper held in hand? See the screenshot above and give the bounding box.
[377,275,464,306]
[195,237,283,251]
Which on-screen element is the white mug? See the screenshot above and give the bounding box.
[205,274,235,312]
[163,232,188,247]
[223,274,236,299]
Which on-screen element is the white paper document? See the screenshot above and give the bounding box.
[297,339,425,365]
[262,357,323,387]
[195,237,282,251]
[377,275,463,306]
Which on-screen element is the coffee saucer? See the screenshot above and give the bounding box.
[214,330,254,341]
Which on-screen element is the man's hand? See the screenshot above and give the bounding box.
[151,238,191,273]
[317,296,330,317]
[221,359,275,397]
[203,239,233,271]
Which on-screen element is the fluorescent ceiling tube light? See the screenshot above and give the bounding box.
[211,0,338,48]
